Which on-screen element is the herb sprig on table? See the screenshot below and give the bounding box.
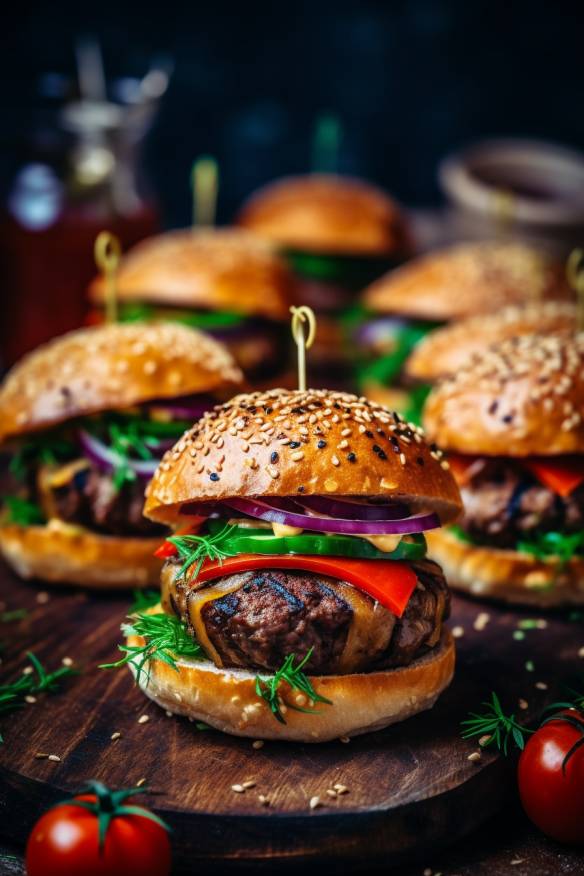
[255,649,333,724]
[461,691,531,754]
[0,653,77,742]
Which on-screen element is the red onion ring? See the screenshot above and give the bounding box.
[297,495,410,521]
[226,497,440,535]
[78,430,158,480]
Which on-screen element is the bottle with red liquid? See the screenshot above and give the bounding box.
[0,70,165,369]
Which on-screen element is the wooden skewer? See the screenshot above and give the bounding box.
[192,156,219,228]
[290,306,317,392]
[94,231,121,324]
[566,248,584,331]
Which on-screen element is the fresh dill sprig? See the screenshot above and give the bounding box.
[461,691,532,755]
[100,612,204,686]
[255,649,333,724]
[168,523,237,580]
[3,496,45,526]
[0,652,78,742]
[517,530,584,564]
[128,589,161,616]
[9,433,76,481]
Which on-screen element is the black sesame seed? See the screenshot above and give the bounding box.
[377,449,388,460]
[270,451,279,463]
[365,430,374,438]
[333,403,341,410]
[430,443,438,452]
[347,452,356,463]
[488,401,498,415]
[209,472,220,482]
[372,444,381,454]
[317,439,327,449]
[297,485,305,493]
[289,441,301,449]
[264,406,273,414]
[502,414,514,424]
[377,429,386,438]
[417,457,424,466]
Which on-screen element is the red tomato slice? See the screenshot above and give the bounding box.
[154,518,206,558]
[521,456,584,498]
[197,554,418,617]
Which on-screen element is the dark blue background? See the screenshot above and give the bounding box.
[2,0,583,226]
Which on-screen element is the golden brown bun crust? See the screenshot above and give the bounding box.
[427,529,584,608]
[89,229,293,320]
[0,322,243,442]
[128,614,454,741]
[364,242,572,320]
[0,522,162,588]
[423,333,584,456]
[237,174,411,256]
[144,388,462,525]
[407,302,577,383]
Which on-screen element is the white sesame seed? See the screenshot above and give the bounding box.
[61,657,73,667]
[48,754,61,762]
[518,699,529,710]
[467,752,481,763]
[578,646,584,658]
[474,612,490,631]
[535,681,548,690]
[309,796,322,810]
[451,626,465,638]
[252,740,264,750]
[242,780,256,789]
[136,778,147,787]
[333,784,349,794]
[36,592,49,604]
[479,735,492,747]
[34,752,49,759]
[24,695,37,704]
[231,784,245,793]
[137,714,150,724]
[326,789,337,798]
[258,794,270,806]
[111,732,121,741]
[339,736,351,743]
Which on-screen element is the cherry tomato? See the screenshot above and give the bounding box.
[518,709,584,845]
[26,788,171,876]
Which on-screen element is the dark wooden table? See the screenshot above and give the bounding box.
[0,564,583,874]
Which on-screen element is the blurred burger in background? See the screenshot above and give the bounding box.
[89,228,294,383]
[407,300,577,385]
[237,173,411,379]
[356,241,573,423]
[423,333,584,607]
[0,323,243,588]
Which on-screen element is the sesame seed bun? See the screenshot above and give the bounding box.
[427,529,584,607]
[407,301,577,383]
[237,174,411,257]
[144,388,462,525]
[0,323,243,443]
[89,229,293,320]
[0,521,162,588]
[364,241,572,321]
[423,334,584,456]
[127,605,455,742]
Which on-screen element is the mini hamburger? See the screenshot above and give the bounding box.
[407,300,577,385]
[237,175,411,376]
[0,323,243,588]
[88,228,294,381]
[358,241,572,422]
[120,388,461,742]
[423,333,584,607]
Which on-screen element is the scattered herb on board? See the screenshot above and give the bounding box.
[0,608,28,623]
[0,653,78,742]
[461,691,532,754]
[100,612,204,686]
[255,649,333,724]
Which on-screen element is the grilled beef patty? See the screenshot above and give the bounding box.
[458,459,584,548]
[38,463,163,537]
[162,559,449,674]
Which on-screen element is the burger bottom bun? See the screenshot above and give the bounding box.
[127,614,455,742]
[427,528,584,608]
[0,521,162,589]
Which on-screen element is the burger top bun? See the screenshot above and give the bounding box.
[423,333,584,457]
[0,323,243,443]
[144,388,462,526]
[364,241,572,321]
[89,229,293,321]
[407,301,577,383]
[237,174,410,257]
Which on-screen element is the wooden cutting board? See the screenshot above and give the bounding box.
[0,564,581,873]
